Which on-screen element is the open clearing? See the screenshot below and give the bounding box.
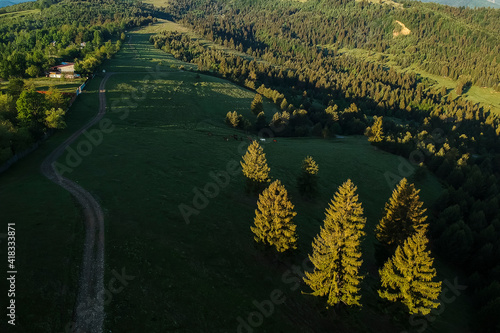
[0,8,40,19]
[393,20,411,37]
[0,76,87,94]
[0,20,471,332]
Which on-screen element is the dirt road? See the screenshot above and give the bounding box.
[41,74,112,333]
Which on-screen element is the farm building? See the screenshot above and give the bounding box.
[47,62,81,78]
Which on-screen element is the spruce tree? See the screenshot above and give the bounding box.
[375,178,428,248]
[365,116,384,142]
[255,111,267,131]
[297,156,319,198]
[378,231,442,315]
[304,179,366,307]
[251,180,298,252]
[251,93,264,115]
[225,111,241,128]
[241,140,270,192]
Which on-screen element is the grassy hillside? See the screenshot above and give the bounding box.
[0,78,102,332]
[1,0,494,331]
[0,20,458,332]
[413,0,500,9]
[68,22,460,332]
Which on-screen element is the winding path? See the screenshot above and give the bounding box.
[41,74,112,333]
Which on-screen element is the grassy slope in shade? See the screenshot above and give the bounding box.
[0,78,102,332]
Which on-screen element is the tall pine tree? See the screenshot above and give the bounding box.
[304,179,366,307]
[378,231,442,315]
[251,180,297,252]
[297,156,319,198]
[365,116,384,142]
[375,178,428,248]
[251,93,264,115]
[241,140,270,193]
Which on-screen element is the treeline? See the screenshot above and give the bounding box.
[153,0,500,328]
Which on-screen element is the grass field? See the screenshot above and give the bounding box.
[141,0,171,7]
[0,77,101,332]
[0,76,87,94]
[0,20,472,332]
[0,8,39,18]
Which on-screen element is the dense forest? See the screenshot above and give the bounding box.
[152,0,500,330]
[0,0,157,163]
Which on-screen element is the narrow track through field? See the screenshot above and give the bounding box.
[41,73,112,333]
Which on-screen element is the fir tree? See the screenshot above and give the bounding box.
[297,156,319,198]
[304,179,366,307]
[251,180,297,252]
[378,231,442,315]
[241,140,270,192]
[225,111,241,128]
[251,93,264,115]
[375,178,428,248]
[255,111,267,131]
[280,97,288,111]
[365,116,384,142]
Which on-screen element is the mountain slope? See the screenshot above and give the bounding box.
[414,0,500,9]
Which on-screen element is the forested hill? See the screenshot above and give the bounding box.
[170,0,500,91]
[414,0,500,9]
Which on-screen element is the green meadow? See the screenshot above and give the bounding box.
[0,21,471,332]
[0,77,101,332]
[0,76,87,94]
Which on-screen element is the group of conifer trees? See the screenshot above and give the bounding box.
[240,141,442,315]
